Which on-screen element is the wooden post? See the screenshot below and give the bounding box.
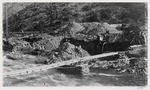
[5,4,9,42]
[81,64,89,75]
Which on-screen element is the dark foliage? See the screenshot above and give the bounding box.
[101,41,130,53]
[61,35,100,55]
[3,3,147,39]
[61,35,131,55]
[3,40,13,52]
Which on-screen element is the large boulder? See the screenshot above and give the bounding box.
[5,37,32,53]
[32,36,63,52]
[48,42,90,64]
[12,39,33,53]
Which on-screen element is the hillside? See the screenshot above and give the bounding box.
[3,3,147,38]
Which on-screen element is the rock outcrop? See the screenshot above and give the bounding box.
[32,35,63,52]
[48,42,90,64]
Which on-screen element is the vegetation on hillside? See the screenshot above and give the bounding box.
[3,3,147,38]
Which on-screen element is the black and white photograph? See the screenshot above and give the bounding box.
[2,2,148,86]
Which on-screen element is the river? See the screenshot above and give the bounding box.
[3,68,147,86]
